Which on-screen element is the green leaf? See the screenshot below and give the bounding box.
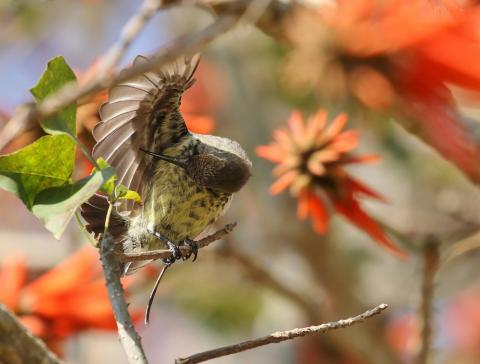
[95,158,116,195]
[32,166,115,239]
[0,135,75,208]
[95,158,142,203]
[116,186,142,203]
[30,56,77,136]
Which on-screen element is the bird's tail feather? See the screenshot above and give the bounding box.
[80,194,126,239]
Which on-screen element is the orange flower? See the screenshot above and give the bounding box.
[257,110,405,256]
[0,246,140,356]
[285,0,480,183]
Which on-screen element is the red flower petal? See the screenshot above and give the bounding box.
[269,170,298,195]
[417,8,480,91]
[342,154,380,165]
[306,110,327,139]
[335,0,460,56]
[24,247,100,301]
[399,77,480,182]
[297,190,310,220]
[334,194,406,257]
[330,130,359,152]
[20,315,48,338]
[308,193,329,234]
[256,145,286,163]
[321,113,348,144]
[347,177,386,202]
[0,255,27,311]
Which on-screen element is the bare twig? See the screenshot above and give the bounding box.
[442,232,480,268]
[416,242,440,364]
[0,0,299,151]
[0,304,63,364]
[97,0,163,75]
[0,15,237,151]
[118,222,237,263]
[220,242,401,364]
[175,304,389,364]
[99,233,149,364]
[237,0,273,25]
[203,0,298,40]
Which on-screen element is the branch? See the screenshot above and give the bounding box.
[118,222,237,262]
[202,0,299,40]
[220,242,401,364]
[99,233,149,364]
[0,304,63,364]
[97,0,163,75]
[416,241,440,364]
[0,15,238,151]
[175,304,389,364]
[0,0,299,151]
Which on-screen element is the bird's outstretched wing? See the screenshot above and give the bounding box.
[91,54,200,215]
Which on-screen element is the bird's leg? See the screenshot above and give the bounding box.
[180,238,198,262]
[147,227,181,265]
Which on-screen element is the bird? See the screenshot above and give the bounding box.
[81,54,252,275]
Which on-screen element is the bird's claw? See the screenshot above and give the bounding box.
[181,239,198,262]
[147,227,182,266]
[162,240,182,266]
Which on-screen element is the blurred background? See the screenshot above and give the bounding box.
[2,1,480,363]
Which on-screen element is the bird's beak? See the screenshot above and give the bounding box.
[140,148,188,169]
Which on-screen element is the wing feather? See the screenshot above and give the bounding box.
[93,124,135,160]
[90,54,200,215]
[92,111,137,142]
[99,100,141,120]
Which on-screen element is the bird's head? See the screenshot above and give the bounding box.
[141,137,252,194]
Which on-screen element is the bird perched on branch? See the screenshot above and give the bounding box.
[81,55,252,275]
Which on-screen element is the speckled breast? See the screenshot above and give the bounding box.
[127,160,231,251]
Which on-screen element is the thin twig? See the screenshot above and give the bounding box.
[97,0,163,75]
[175,304,389,364]
[0,0,299,151]
[118,222,237,263]
[416,242,440,364]
[220,242,401,364]
[0,16,237,151]
[99,233,149,364]
[238,0,273,25]
[0,304,63,364]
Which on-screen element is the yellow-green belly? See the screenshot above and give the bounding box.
[125,161,231,253]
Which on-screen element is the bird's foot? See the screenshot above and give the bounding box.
[147,227,182,266]
[180,238,198,262]
[162,240,182,266]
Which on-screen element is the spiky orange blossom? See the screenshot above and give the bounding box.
[0,246,141,355]
[257,110,405,256]
[285,0,480,184]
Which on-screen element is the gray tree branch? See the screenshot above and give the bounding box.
[0,0,299,151]
[0,15,237,151]
[175,304,388,364]
[118,223,237,263]
[416,241,440,364]
[99,233,149,364]
[0,303,63,364]
[97,0,164,75]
